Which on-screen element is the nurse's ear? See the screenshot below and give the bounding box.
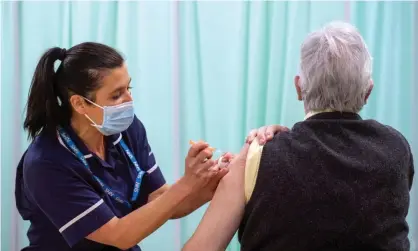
[69,95,88,115]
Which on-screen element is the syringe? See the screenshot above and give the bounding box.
[189,140,228,167]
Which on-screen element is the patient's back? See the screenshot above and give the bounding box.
[238,112,414,251]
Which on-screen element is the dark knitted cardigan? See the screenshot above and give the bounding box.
[238,112,414,251]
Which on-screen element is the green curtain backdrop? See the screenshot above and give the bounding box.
[1,1,417,251]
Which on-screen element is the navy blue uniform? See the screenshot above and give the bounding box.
[15,116,166,251]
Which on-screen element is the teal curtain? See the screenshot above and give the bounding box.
[1,1,417,251]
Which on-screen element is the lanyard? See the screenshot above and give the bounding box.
[57,127,145,209]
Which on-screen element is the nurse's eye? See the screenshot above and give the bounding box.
[111,92,123,100]
[111,86,132,100]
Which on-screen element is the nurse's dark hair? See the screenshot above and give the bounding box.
[23,42,124,140]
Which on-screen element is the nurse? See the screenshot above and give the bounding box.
[15,42,285,251]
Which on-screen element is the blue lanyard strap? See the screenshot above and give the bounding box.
[57,127,144,209]
[119,140,145,202]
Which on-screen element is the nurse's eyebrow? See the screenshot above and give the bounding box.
[110,78,132,94]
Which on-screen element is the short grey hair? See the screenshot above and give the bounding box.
[299,21,373,113]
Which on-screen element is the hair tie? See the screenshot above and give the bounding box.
[58,48,67,61]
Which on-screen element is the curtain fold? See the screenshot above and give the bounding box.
[1,1,416,250]
[412,3,418,250]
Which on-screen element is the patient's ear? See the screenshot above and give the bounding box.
[365,79,373,103]
[294,76,302,101]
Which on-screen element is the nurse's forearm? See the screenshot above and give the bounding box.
[87,179,192,250]
[171,192,209,219]
[148,184,209,219]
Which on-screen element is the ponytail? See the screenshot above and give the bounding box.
[24,47,66,140]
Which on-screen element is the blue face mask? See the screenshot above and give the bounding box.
[84,99,135,136]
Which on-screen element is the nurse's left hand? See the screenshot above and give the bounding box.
[207,125,289,171]
[200,165,229,202]
[198,152,234,201]
[245,124,289,145]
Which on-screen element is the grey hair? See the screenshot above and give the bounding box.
[299,21,373,113]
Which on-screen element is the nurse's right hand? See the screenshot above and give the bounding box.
[182,141,219,191]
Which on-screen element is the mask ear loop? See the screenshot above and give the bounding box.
[83,97,104,128]
[84,114,102,128]
[83,97,104,109]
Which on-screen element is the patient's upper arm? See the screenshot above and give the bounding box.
[182,141,264,251]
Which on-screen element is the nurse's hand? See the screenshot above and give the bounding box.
[245,124,289,145]
[182,141,225,192]
[215,125,289,168]
[170,143,227,219]
[197,154,233,201]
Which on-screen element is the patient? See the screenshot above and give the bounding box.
[183,21,415,251]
